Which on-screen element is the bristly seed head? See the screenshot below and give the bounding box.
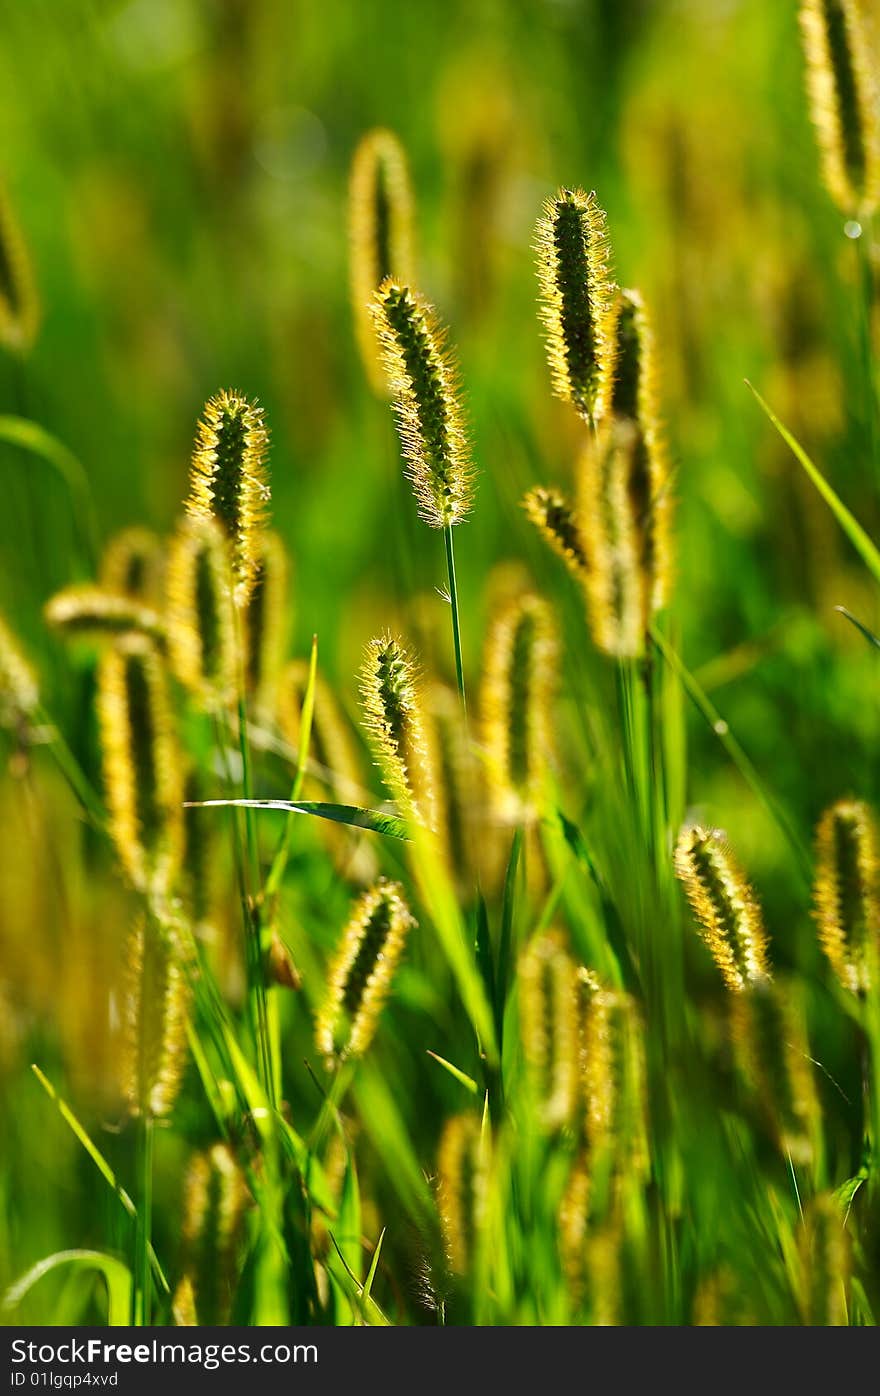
[800,0,880,217]
[0,611,40,737]
[121,911,189,1120]
[371,280,475,529]
[813,797,880,995]
[166,516,237,712]
[97,634,184,895]
[44,585,165,647]
[522,485,590,584]
[535,187,615,422]
[349,129,416,393]
[674,824,772,992]
[436,1113,490,1281]
[186,390,269,606]
[518,930,580,1132]
[175,1142,249,1326]
[359,632,436,827]
[481,590,558,824]
[315,878,414,1066]
[100,527,165,603]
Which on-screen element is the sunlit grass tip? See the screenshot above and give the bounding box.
[315,878,414,1066]
[673,824,772,991]
[359,631,436,826]
[522,484,590,584]
[535,187,615,422]
[186,390,269,606]
[371,279,475,528]
[349,129,416,393]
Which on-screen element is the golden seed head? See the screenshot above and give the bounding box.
[179,1142,249,1325]
[436,1113,490,1279]
[518,930,580,1131]
[577,415,670,658]
[100,527,164,603]
[243,530,289,718]
[315,878,414,1066]
[480,590,558,823]
[730,977,820,1166]
[798,1194,851,1325]
[0,181,40,353]
[535,187,615,422]
[813,797,880,994]
[371,280,475,528]
[166,515,237,712]
[359,632,436,826]
[800,0,880,216]
[185,390,270,606]
[121,912,189,1120]
[44,585,165,646]
[673,824,772,992]
[349,128,416,393]
[522,485,590,584]
[97,635,184,895]
[579,978,648,1176]
[0,611,39,733]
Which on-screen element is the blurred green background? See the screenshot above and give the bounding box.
[1,0,878,1318]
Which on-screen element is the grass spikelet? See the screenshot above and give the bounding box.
[518,930,580,1131]
[577,416,667,657]
[371,280,474,528]
[315,878,414,1066]
[349,129,416,392]
[798,1194,851,1325]
[730,977,819,1165]
[100,527,164,603]
[121,913,189,1119]
[44,585,165,646]
[175,1143,249,1326]
[522,485,590,584]
[481,591,557,824]
[674,825,771,992]
[535,187,614,422]
[813,797,880,995]
[800,0,880,216]
[243,530,288,718]
[97,635,184,894]
[579,978,648,1180]
[436,1113,489,1279]
[185,390,269,606]
[558,1157,591,1297]
[0,181,40,353]
[359,632,436,826]
[0,611,39,735]
[166,516,237,712]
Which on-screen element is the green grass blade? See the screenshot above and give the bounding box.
[3,1251,132,1325]
[0,416,99,567]
[362,1228,385,1302]
[426,1049,479,1095]
[834,605,880,651]
[747,381,880,586]
[188,798,410,841]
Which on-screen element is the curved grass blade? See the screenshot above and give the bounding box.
[426,1049,478,1095]
[31,1065,169,1295]
[747,382,880,587]
[3,1251,132,1326]
[0,416,99,567]
[186,798,410,841]
[835,605,880,652]
[326,1233,390,1326]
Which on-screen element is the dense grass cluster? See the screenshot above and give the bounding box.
[3,0,880,1329]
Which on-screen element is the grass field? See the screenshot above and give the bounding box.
[1,0,880,1326]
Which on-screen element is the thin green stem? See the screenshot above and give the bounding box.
[135,1114,154,1326]
[444,525,467,719]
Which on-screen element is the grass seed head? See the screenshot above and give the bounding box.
[100,527,165,603]
[44,585,165,646]
[436,1113,490,1280]
[359,632,436,826]
[121,911,189,1120]
[522,485,590,584]
[730,976,820,1166]
[0,612,40,736]
[518,930,580,1132]
[371,280,475,528]
[97,634,184,895]
[813,797,880,994]
[481,590,558,824]
[798,1194,851,1325]
[535,187,615,422]
[349,129,416,392]
[800,0,880,216]
[186,390,269,606]
[176,1142,249,1326]
[315,878,414,1066]
[579,976,648,1179]
[166,516,237,712]
[674,824,772,992]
